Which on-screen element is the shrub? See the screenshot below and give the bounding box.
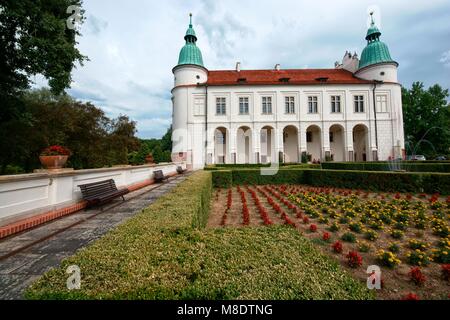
[377,250,401,268]
[409,267,426,286]
[329,222,340,232]
[388,242,401,254]
[357,241,371,253]
[346,251,363,268]
[332,241,343,253]
[431,237,450,263]
[232,169,306,186]
[322,232,331,242]
[390,229,404,239]
[401,293,420,300]
[406,250,431,266]
[441,264,450,281]
[321,162,450,173]
[364,229,378,241]
[349,222,363,233]
[310,224,318,233]
[341,232,357,243]
[408,239,429,251]
[212,170,232,188]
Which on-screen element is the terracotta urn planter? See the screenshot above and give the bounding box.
[39,155,69,169]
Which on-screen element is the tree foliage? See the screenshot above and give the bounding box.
[402,82,450,158]
[0,89,140,173]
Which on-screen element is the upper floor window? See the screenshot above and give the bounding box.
[239,97,249,115]
[376,95,388,113]
[216,97,226,115]
[285,96,295,114]
[308,96,318,113]
[354,95,364,113]
[262,96,272,114]
[193,97,205,116]
[331,96,341,113]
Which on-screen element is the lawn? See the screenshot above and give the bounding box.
[26,171,372,300]
[208,184,450,300]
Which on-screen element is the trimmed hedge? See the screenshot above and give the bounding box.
[211,168,450,194]
[322,162,450,173]
[212,170,232,188]
[232,169,306,186]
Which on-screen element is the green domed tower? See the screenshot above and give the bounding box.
[177,13,204,67]
[358,13,397,70]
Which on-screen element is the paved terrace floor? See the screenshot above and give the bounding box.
[0,173,190,300]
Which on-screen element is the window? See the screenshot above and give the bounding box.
[194,97,205,116]
[308,96,318,113]
[354,95,364,113]
[331,96,341,113]
[262,96,272,114]
[376,95,388,113]
[215,131,225,144]
[239,97,249,114]
[285,96,295,114]
[306,132,313,143]
[216,97,226,115]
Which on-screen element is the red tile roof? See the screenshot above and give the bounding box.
[206,69,371,86]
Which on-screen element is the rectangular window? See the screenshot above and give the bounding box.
[194,97,205,116]
[306,132,313,143]
[376,95,388,113]
[262,96,272,114]
[331,96,341,113]
[308,96,318,113]
[354,95,364,113]
[216,97,226,115]
[285,96,295,114]
[239,97,249,114]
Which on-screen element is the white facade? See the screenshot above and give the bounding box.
[171,20,405,170]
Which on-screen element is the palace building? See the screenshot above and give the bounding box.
[171,13,405,170]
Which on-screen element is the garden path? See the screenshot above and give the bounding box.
[0,173,190,300]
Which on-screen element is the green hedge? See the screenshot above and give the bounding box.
[322,162,450,173]
[211,168,450,194]
[211,170,232,188]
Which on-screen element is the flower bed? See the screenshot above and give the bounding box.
[208,183,450,300]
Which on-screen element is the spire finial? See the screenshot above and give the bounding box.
[369,11,375,25]
[189,13,192,26]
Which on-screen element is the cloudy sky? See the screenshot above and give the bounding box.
[38,0,450,139]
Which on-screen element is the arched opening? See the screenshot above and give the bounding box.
[260,126,274,164]
[283,126,299,163]
[353,124,369,162]
[214,127,228,164]
[329,124,345,162]
[237,126,252,164]
[306,125,322,162]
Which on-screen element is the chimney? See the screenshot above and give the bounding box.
[274,64,281,71]
[236,62,241,72]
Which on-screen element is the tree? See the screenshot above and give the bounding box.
[402,82,450,158]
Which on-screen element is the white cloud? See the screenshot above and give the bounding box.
[43,0,450,138]
[440,50,450,68]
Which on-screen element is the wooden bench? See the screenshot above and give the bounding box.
[176,166,187,174]
[78,179,129,209]
[153,170,169,183]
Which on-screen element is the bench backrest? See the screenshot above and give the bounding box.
[154,170,164,180]
[79,179,119,199]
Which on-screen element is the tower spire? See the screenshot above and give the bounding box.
[177,13,204,67]
[189,13,192,27]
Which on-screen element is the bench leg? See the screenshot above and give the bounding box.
[122,196,125,201]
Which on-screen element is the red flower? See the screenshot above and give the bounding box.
[394,193,401,200]
[441,264,450,281]
[40,145,71,156]
[332,241,343,253]
[309,224,317,232]
[401,293,419,301]
[303,216,310,224]
[409,267,426,286]
[346,251,363,268]
[322,232,331,241]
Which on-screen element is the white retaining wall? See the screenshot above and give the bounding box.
[0,163,185,226]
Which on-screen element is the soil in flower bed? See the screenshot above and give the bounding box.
[208,185,450,300]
